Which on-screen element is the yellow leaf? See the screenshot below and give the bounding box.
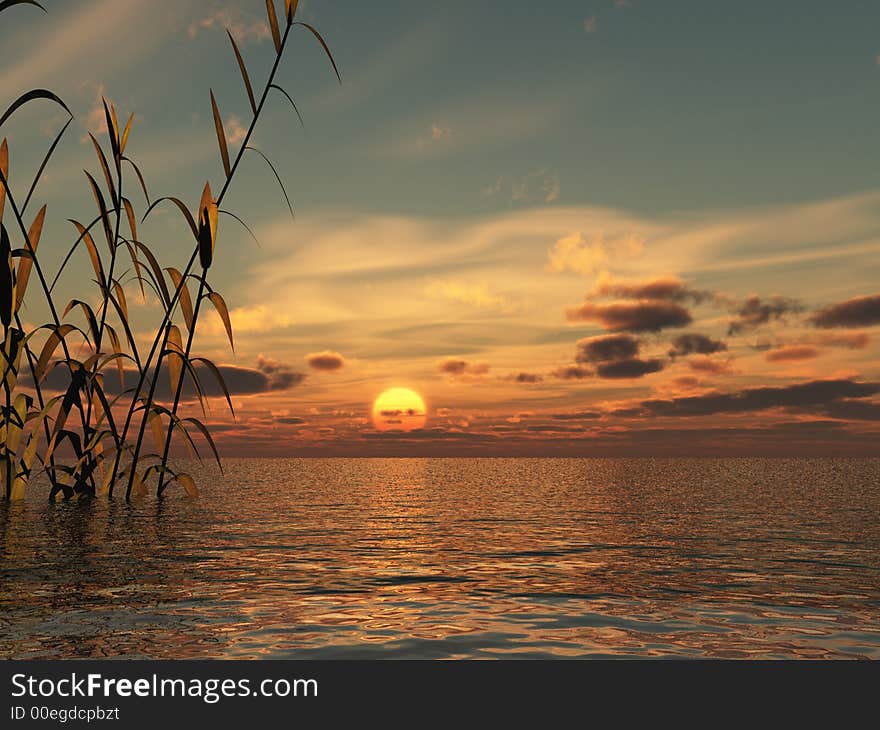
[178,473,199,498]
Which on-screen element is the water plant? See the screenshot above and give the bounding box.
[0,0,339,501]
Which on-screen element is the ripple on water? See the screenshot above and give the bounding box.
[1,457,879,659]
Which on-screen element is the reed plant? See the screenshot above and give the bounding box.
[0,0,339,501]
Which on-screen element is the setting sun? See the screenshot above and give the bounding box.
[372,388,428,432]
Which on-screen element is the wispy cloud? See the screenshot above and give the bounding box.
[187,5,269,45]
[546,232,644,276]
[425,280,511,311]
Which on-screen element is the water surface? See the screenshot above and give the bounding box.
[2,458,879,658]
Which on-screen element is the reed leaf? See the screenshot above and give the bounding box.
[208,291,233,350]
[0,89,71,129]
[102,98,120,164]
[68,219,106,288]
[63,299,100,345]
[131,239,171,306]
[2,327,25,390]
[166,267,194,332]
[210,90,232,178]
[269,84,305,128]
[88,133,118,209]
[284,0,298,23]
[266,0,282,53]
[35,324,77,381]
[120,113,134,156]
[219,210,261,247]
[177,472,199,497]
[123,156,150,205]
[191,356,235,416]
[245,146,294,219]
[294,22,342,83]
[149,409,164,453]
[14,205,45,312]
[23,116,71,212]
[84,171,114,250]
[0,223,12,327]
[183,417,222,469]
[112,280,128,322]
[0,0,47,15]
[143,196,198,241]
[227,30,257,114]
[166,325,184,397]
[0,138,7,223]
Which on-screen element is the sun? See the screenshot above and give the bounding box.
[372,388,428,432]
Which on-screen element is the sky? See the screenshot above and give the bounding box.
[1,0,879,456]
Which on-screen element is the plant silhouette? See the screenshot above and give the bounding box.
[0,0,339,501]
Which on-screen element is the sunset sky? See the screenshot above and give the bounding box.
[2,0,879,456]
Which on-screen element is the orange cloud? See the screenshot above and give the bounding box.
[306,351,346,372]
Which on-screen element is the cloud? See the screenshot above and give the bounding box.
[688,357,733,375]
[425,280,509,310]
[728,295,802,335]
[596,358,665,379]
[551,365,593,380]
[820,400,880,421]
[592,273,713,304]
[81,83,109,141]
[306,351,346,372]
[225,115,247,145]
[765,345,821,363]
[503,372,544,384]
[34,357,304,399]
[810,331,871,349]
[188,6,270,44]
[668,333,727,358]
[256,354,307,390]
[512,169,560,205]
[546,232,644,276]
[566,299,692,332]
[551,411,602,421]
[430,122,452,142]
[576,333,640,363]
[615,378,879,418]
[811,294,880,329]
[204,305,291,336]
[439,359,491,378]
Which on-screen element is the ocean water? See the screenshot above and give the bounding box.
[1,457,879,659]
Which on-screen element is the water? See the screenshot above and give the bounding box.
[1,458,879,659]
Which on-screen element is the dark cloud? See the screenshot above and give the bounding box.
[256,354,307,390]
[566,300,692,332]
[305,350,346,372]
[765,345,820,363]
[593,275,713,304]
[728,295,802,335]
[811,294,880,329]
[668,333,727,358]
[614,378,879,418]
[820,400,880,421]
[551,365,593,380]
[551,411,602,420]
[596,358,665,379]
[275,416,306,425]
[576,334,640,363]
[438,359,490,377]
[32,358,305,400]
[509,372,543,384]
